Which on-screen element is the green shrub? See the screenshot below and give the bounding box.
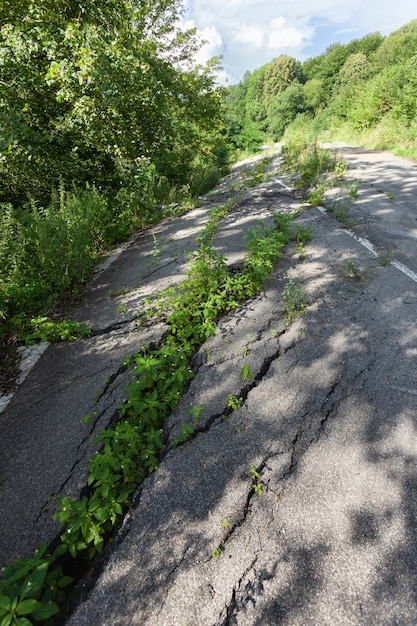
[281,139,334,187]
[0,185,139,335]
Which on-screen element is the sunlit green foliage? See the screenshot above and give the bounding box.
[262,55,303,110]
[0,0,228,340]
[267,82,306,140]
[225,20,417,160]
[0,0,225,207]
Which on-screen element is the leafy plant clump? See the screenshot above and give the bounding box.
[282,278,306,325]
[0,542,72,626]
[280,140,335,188]
[227,395,243,411]
[245,157,272,187]
[23,318,91,346]
[341,259,366,281]
[0,0,230,356]
[250,466,263,497]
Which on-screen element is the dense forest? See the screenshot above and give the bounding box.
[225,20,417,158]
[1,2,417,347]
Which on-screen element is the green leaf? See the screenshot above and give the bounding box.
[15,618,32,626]
[57,576,73,589]
[93,507,110,523]
[0,614,12,626]
[5,566,30,585]
[31,601,59,620]
[16,599,41,615]
[0,595,10,612]
[20,562,48,599]
[33,542,48,561]
[52,544,68,558]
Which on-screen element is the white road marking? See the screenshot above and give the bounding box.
[343,229,417,285]
[390,260,417,284]
[342,230,378,256]
[318,206,417,285]
[0,342,49,413]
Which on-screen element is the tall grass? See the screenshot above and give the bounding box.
[281,138,335,187]
[0,185,140,332]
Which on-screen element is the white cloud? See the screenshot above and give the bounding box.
[235,25,264,48]
[183,0,417,83]
[269,17,314,52]
[197,25,223,63]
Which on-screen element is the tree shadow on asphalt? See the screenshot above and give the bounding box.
[68,208,417,625]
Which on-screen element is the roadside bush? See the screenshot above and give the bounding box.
[0,185,138,330]
[281,139,334,186]
[189,164,223,197]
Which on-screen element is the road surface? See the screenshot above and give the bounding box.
[1,145,417,625]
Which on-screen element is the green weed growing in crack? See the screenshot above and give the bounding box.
[92,387,102,405]
[0,541,72,625]
[212,548,222,558]
[348,180,360,200]
[22,317,90,345]
[342,259,366,281]
[327,205,354,226]
[240,363,253,381]
[378,189,394,201]
[294,224,313,243]
[187,404,205,426]
[227,394,243,411]
[295,241,306,261]
[196,197,238,246]
[0,206,295,620]
[221,517,231,530]
[250,466,263,497]
[172,422,195,447]
[80,411,98,425]
[245,157,271,188]
[307,183,326,207]
[109,286,135,298]
[280,140,335,188]
[334,160,347,180]
[282,278,306,326]
[152,234,160,258]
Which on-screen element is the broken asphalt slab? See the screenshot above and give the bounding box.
[2,146,417,624]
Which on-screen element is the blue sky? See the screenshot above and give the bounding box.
[182,0,417,84]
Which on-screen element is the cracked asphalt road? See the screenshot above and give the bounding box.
[2,146,417,625]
